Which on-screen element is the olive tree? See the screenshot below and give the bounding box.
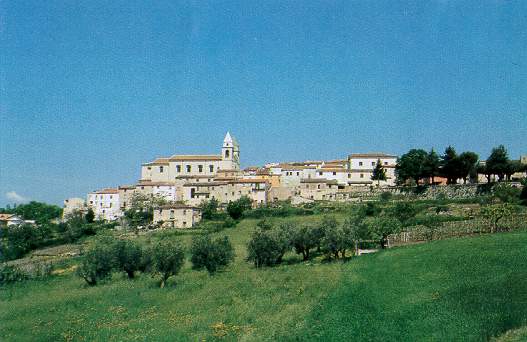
[151,240,185,288]
[113,240,143,279]
[190,234,234,274]
[76,238,116,286]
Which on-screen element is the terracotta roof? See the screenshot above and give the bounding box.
[317,168,348,172]
[301,179,339,184]
[169,155,222,161]
[230,179,268,184]
[142,158,170,166]
[118,185,136,190]
[158,204,201,210]
[348,153,397,159]
[137,181,175,186]
[175,175,213,179]
[91,188,119,194]
[0,213,15,220]
[183,181,228,187]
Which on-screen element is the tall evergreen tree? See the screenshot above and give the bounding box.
[371,159,387,186]
[486,145,510,181]
[458,151,479,184]
[422,149,441,185]
[441,146,461,184]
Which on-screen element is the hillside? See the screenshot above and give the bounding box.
[1,217,527,341]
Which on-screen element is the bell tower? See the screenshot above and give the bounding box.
[220,132,240,170]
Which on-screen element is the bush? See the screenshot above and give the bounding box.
[76,238,116,286]
[366,217,402,249]
[113,240,143,278]
[2,224,42,261]
[247,223,291,267]
[521,184,527,206]
[222,217,237,229]
[389,202,418,226]
[151,240,185,288]
[492,183,521,204]
[190,235,234,274]
[226,196,252,220]
[380,192,392,202]
[0,264,28,284]
[201,199,220,220]
[291,224,320,261]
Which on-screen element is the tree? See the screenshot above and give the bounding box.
[389,202,418,226]
[367,217,402,249]
[458,151,479,184]
[190,234,234,274]
[200,199,219,220]
[125,193,167,231]
[520,181,527,206]
[395,149,428,185]
[151,240,185,288]
[8,201,62,224]
[2,224,41,260]
[441,146,462,184]
[342,215,370,255]
[505,160,523,181]
[477,163,492,183]
[226,196,252,220]
[422,149,441,185]
[486,145,510,181]
[113,240,143,278]
[371,159,387,186]
[246,223,291,267]
[290,224,318,261]
[480,204,513,233]
[85,208,95,223]
[76,238,116,286]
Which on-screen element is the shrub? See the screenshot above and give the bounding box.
[366,217,402,249]
[291,224,319,261]
[151,240,185,288]
[2,224,42,261]
[227,196,252,220]
[492,183,521,204]
[190,235,234,274]
[201,199,219,220]
[76,238,116,286]
[389,202,418,226]
[222,217,237,229]
[480,204,514,233]
[380,192,392,202]
[113,240,143,278]
[0,264,28,284]
[247,223,291,267]
[521,184,527,206]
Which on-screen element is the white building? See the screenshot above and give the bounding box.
[347,153,397,186]
[87,188,122,221]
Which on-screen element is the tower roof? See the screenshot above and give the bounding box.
[223,132,239,148]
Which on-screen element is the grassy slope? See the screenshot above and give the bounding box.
[294,231,527,341]
[1,216,527,341]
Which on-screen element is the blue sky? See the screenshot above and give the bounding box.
[1,1,526,206]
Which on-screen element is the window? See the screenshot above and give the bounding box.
[170,210,174,219]
[333,172,336,175]
[110,195,113,199]
[198,165,203,173]
[348,174,351,178]
[359,162,363,166]
[110,203,112,208]
[360,174,364,178]
[319,172,323,176]
[186,165,191,172]
[317,184,321,189]
[296,172,300,176]
[371,162,375,166]
[176,165,181,173]
[183,210,187,215]
[384,162,388,165]
[209,165,214,172]
[147,167,151,170]
[160,166,164,173]
[225,149,230,158]
[141,186,144,190]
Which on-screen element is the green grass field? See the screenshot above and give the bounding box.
[1,216,527,341]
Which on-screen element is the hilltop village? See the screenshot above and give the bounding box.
[64,132,399,227]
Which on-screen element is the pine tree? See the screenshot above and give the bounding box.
[371,159,387,186]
